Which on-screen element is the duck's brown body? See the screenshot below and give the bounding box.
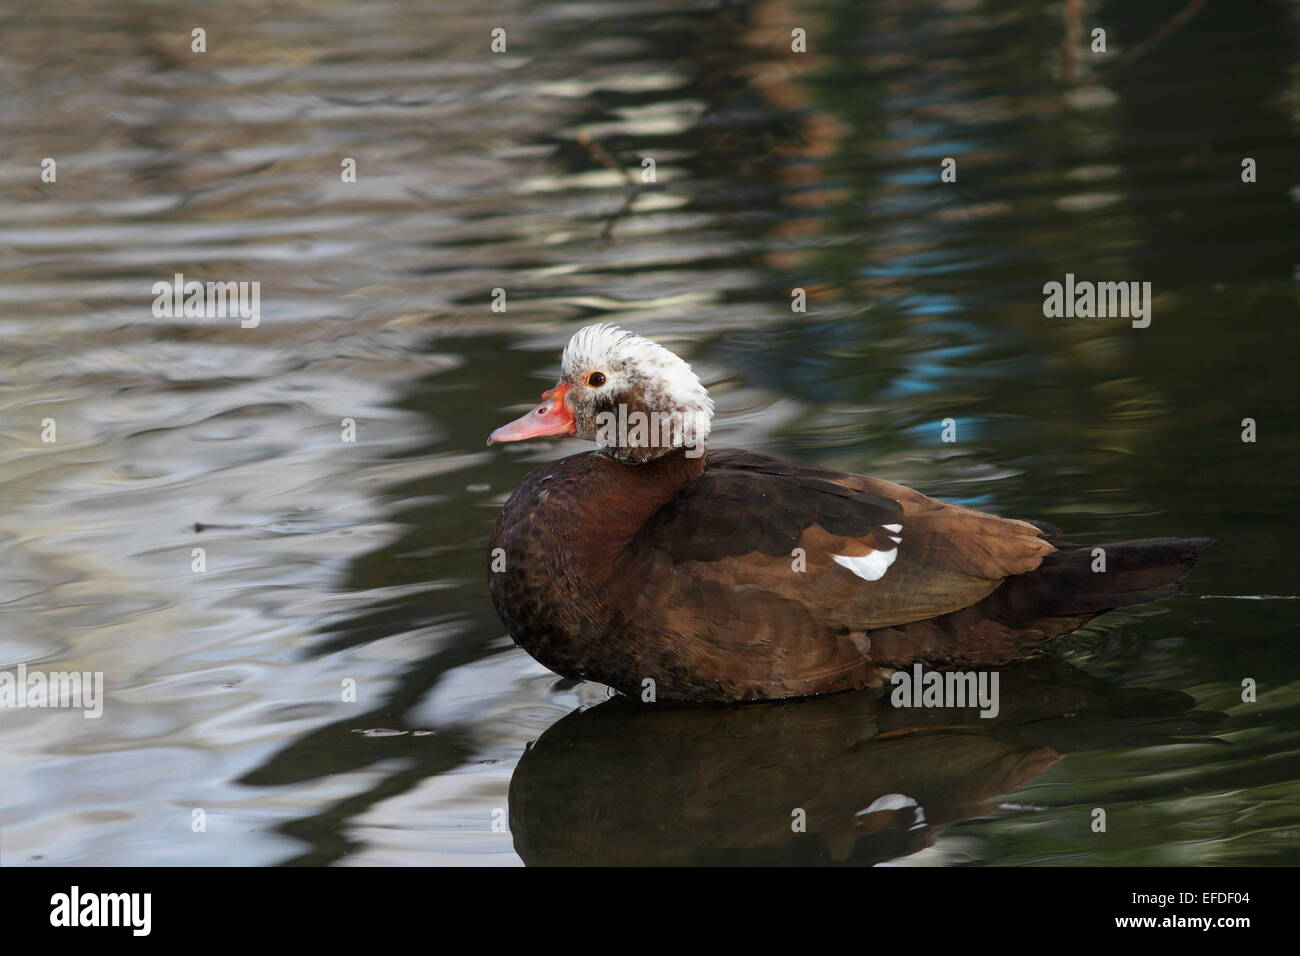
[488,447,1210,702]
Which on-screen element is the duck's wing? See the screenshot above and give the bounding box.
[626,448,1054,631]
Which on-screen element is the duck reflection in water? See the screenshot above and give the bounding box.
[508,658,1224,866]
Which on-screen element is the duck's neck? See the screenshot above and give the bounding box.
[576,447,705,583]
[598,438,708,465]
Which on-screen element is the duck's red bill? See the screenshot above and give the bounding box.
[488,383,576,444]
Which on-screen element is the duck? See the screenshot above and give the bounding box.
[486,324,1211,703]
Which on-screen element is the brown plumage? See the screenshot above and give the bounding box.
[486,325,1211,702]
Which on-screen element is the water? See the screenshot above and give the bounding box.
[2,0,1298,866]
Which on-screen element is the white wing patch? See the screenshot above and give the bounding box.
[833,524,903,582]
[833,548,897,581]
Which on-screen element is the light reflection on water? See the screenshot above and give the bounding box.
[1,0,1298,866]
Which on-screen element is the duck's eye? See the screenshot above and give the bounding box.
[585,371,607,388]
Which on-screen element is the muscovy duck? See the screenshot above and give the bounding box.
[486,324,1209,702]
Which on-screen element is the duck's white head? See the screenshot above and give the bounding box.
[488,324,713,463]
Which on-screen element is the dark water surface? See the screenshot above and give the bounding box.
[2,0,1298,865]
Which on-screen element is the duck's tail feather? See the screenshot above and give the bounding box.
[868,535,1213,668]
[1001,535,1215,624]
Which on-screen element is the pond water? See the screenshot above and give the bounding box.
[2,0,1297,866]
